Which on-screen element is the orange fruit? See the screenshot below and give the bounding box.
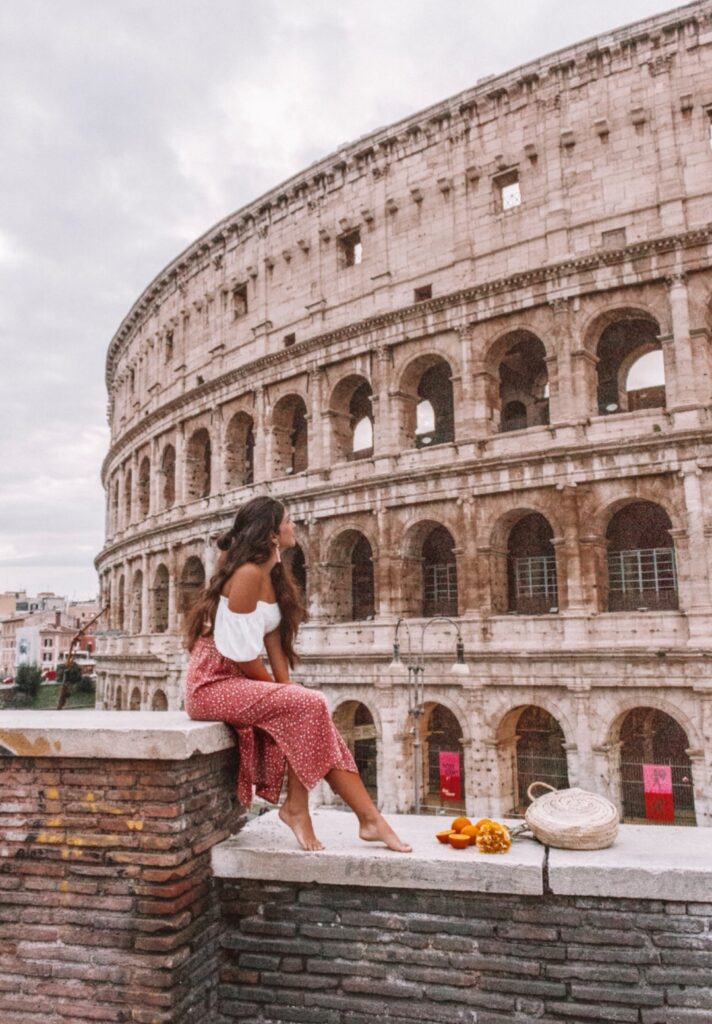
[448,833,471,850]
[450,816,472,833]
[460,824,480,844]
[435,830,455,844]
[472,818,495,832]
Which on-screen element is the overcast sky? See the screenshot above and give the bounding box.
[0,0,681,600]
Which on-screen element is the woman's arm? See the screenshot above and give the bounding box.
[264,628,291,683]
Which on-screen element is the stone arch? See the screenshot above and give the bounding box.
[130,569,143,634]
[593,310,664,415]
[137,456,151,518]
[397,353,456,449]
[124,468,132,526]
[151,689,168,711]
[488,506,562,615]
[324,528,376,621]
[272,393,308,476]
[482,327,551,432]
[179,556,205,615]
[609,705,696,825]
[224,411,255,488]
[116,574,125,631]
[418,702,466,812]
[328,374,374,462]
[604,500,678,612]
[332,700,378,799]
[400,517,460,618]
[496,703,571,816]
[129,686,141,711]
[159,444,176,510]
[186,428,212,500]
[152,563,169,633]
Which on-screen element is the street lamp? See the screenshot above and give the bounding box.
[389,616,470,814]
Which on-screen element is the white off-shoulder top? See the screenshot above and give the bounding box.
[213,595,282,662]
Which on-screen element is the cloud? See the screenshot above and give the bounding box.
[0,0,679,598]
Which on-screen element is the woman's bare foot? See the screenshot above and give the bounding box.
[359,814,412,853]
[278,802,325,851]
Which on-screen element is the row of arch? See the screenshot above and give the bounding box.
[108,309,671,532]
[334,701,697,825]
[105,498,679,632]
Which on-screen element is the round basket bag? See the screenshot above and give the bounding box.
[524,782,619,850]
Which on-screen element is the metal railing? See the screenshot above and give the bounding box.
[513,554,558,614]
[607,547,678,611]
[423,563,458,617]
[620,761,696,825]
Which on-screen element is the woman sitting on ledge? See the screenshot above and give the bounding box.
[184,495,411,854]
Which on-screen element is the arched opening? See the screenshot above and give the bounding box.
[130,686,141,711]
[186,429,211,500]
[333,702,378,800]
[124,469,132,526]
[421,703,465,813]
[415,360,454,448]
[422,525,458,617]
[151,690,168,711]
[619,708,695,825]
[606,501,677,611]
[160,445,176,510]
[513,706,569,813]
[152,564,169,633]
[225,412,255,488]
[137,457,150,518]
[507,513,559,614]
[273,395,308,476]
[330,376,374,462]
[497,332,549,432]
[130,570,143,634]
[179,557,205,615]
[596,315,664,414]
[326,531,375,621]
[116,575,125,631]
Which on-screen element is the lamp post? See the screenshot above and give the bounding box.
[389,616,470,814]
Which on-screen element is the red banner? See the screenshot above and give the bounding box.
[643,763,674,822]
[438,752,461,801]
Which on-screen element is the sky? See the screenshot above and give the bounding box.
[0,0,682,601]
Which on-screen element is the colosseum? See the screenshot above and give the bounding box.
[96,0,712,826]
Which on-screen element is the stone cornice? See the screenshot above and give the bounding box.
[102,224,712,482]
[104,1,711,386]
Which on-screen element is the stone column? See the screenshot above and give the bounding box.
[570,349,598,419]
[547,299,575,425]
[211,409,225,498]
[568,686,595,788]
[308,367,326,471]
[471,369,497,436]
[252,386,267,483]
[149,436,160,517]
[167,546,180,633]
[578,533,608,611]
[665,273,698,412]
[678,463,711,620]
[140,553,150,635]
[372,345,396,458]
[558,485,586,611]
[174,423,186,507]
[373,506,392,618]
[456,497,478,614]
[456,326,476,438]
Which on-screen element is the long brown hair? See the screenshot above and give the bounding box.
[184,496,305,665]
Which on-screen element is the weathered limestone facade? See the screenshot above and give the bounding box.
[96,2,712,824]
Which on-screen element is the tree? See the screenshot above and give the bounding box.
[15,663,42,702]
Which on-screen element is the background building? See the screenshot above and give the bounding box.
[96,1,712,825]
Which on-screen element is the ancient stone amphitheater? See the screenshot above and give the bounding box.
[96,1,712,824]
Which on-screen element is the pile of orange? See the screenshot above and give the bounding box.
[435,815,512,854]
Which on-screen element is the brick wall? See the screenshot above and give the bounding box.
[217,881,712,1024]
[0,747,242,1024]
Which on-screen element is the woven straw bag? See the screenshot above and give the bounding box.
[524,781,619,850]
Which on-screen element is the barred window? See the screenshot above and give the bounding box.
[608,547,678,610]
[423,562,458,616]
[514,554,558,599]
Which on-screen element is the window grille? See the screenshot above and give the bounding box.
[607,547,678,610]
[514,555,557,599]
[423,562,458,616]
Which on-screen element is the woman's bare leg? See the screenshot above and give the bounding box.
[278,764,325,851]
[326,768,412,853]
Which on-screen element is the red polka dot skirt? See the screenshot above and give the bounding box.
[185,636,357,806]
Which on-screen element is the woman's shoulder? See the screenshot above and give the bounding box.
[224,563,267,613]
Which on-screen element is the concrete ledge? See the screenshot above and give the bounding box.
[213,809,712,901]
[211,809,545,894]
[548,822,712,901]
[0,709,234,759]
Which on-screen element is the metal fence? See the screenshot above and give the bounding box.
[512,753,570,814]
[513,554,558,614]
[607,547,678,611]
[423,562,458,617]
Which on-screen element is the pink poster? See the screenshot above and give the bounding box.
[643,763,674,822]
[438,752,461,801]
